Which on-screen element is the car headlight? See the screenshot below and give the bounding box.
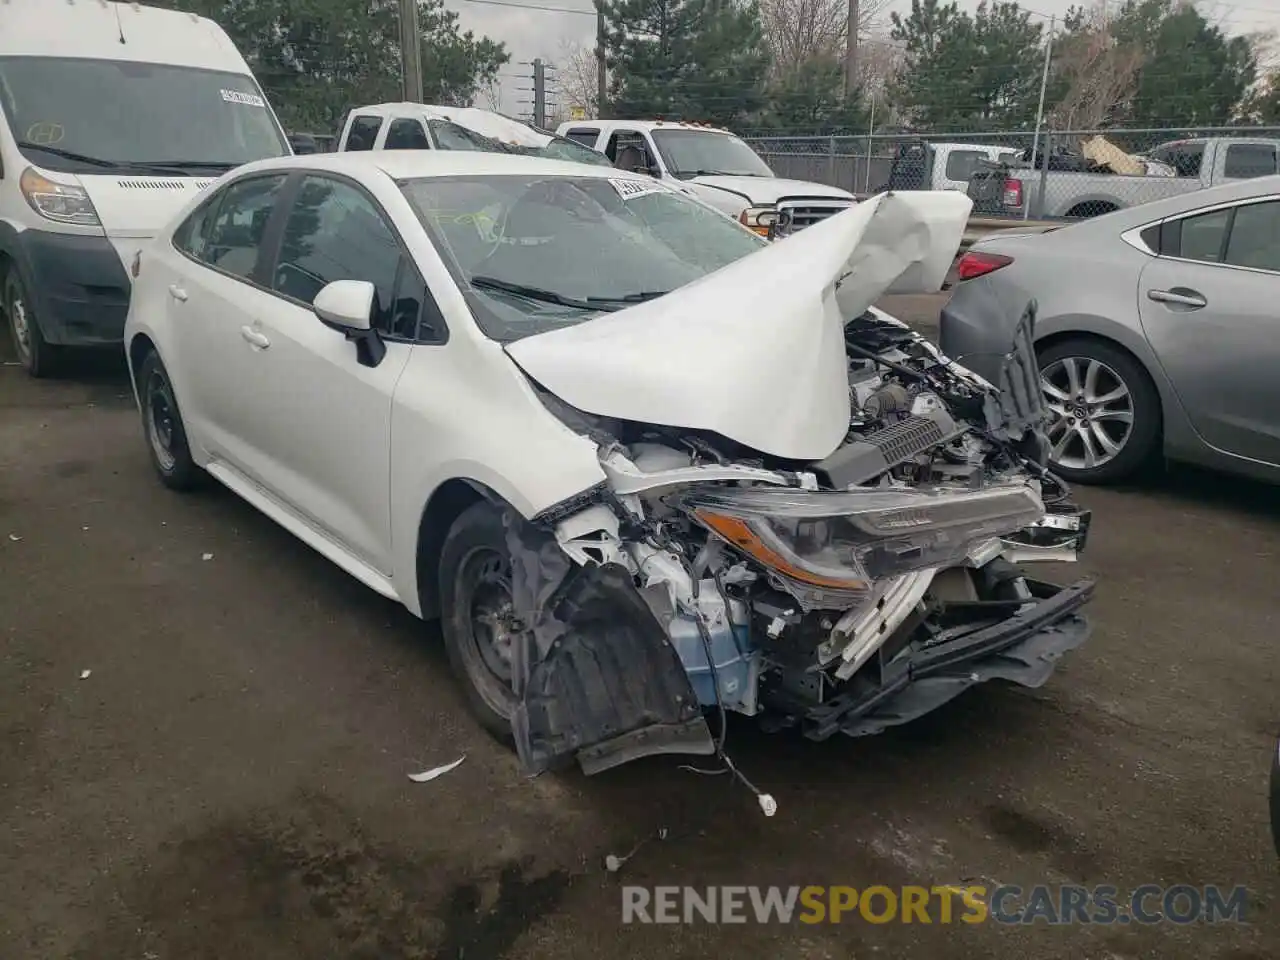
[677,483,1045,597]
[738,205,779,237]
[20,167,101,226]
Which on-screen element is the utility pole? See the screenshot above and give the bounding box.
[398,0,423,102]
[595,0,607,117]
[844,0,859,97]
[1026,15,1055,221]
[532,58,547,129]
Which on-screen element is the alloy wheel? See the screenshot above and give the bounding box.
[1041,355,1134,471]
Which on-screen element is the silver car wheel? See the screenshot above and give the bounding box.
[1041,356,1134,471]
[8,288,32,363]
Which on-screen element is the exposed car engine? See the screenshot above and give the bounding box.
[502,301,1094,795]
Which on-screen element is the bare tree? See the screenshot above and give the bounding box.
[760,0,892,80]
[555,40,599,117]
[1048,2,1143,130]
[477,76,503,113]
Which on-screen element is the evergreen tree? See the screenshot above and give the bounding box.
[1110,0,1255,128]
[889,0,1045,131]
[601,0,771,127]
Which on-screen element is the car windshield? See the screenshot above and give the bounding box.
[401,174,767,341]
[509,136,613,167]
[0,56,287,175]
[650,129,775,178]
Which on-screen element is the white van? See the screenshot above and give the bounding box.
[0,0,290,376]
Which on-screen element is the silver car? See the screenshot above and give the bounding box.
[941,175,1280,484]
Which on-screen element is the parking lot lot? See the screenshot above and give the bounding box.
[2,293,1278,960]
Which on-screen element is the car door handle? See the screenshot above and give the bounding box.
[168,284,188,302]
[1147,288,1206,309]
[240,326,270,349]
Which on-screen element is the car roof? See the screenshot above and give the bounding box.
[232,150,637,183]
[558,119,734,135]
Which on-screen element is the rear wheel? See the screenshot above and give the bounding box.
[139,349,202,491]
[1039,337,1160,484]
[3,263,58,378]
[439,502,520,743]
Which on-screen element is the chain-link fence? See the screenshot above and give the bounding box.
[743,127,1280,221]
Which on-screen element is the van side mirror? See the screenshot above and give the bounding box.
[314,280,385,367]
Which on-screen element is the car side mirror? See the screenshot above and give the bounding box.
[313,280,386,367]
[314,279,375,330]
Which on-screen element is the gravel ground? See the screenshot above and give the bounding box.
[1,296,1277,959]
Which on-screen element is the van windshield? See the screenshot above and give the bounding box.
[0,56,288,175]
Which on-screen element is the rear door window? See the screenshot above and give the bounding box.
[943,150,985,182]
[1171,207,1232,263]
[344,115,383,151]
[176,173,287,281]
[1224,200,1280,272]
[384,118,431,150]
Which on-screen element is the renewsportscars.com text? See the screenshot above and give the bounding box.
[621,884,1249,926]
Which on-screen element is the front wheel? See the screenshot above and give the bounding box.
[439,502,520,744]
[1039,337,1160,484]
[138,350,202,491]
[3,263,58,378]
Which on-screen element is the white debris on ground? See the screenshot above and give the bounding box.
[407,755,466,783]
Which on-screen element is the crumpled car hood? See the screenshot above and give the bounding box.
[504,190,973,461]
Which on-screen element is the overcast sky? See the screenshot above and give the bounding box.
[444,0,1280,122]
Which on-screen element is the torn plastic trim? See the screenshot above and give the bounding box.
[822,568,938,680]
[600,448,805,496]
[531,480,610,526]
[504,510,714,777]
[982,301,1050,443]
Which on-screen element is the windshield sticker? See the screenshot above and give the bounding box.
[608,177,664,200]
[221,89,266,108]
[25,122,65,145]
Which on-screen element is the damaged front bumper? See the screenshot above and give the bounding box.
[771,576,1095,741]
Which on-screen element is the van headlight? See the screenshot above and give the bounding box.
[738,205,779,237]
[20,168,101,226]
[677,484,1045,593]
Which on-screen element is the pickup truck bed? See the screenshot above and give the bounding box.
[969,136,1280,220]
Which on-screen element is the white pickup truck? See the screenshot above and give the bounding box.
[556,118,855,237]
[336,102,616,168]
[969,136,1280,219]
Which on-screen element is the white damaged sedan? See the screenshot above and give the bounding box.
[124,152,1094,782]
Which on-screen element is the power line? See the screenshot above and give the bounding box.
[461,0,596,15]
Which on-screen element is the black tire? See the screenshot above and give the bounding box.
[1066,201,1118,219]
[138,349,202,491]
[1038,337,1161,485]
[3,262,59,378]
[439,501,520,744]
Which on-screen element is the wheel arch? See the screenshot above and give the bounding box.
[414,478,507,621]
[127,332,158,403]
